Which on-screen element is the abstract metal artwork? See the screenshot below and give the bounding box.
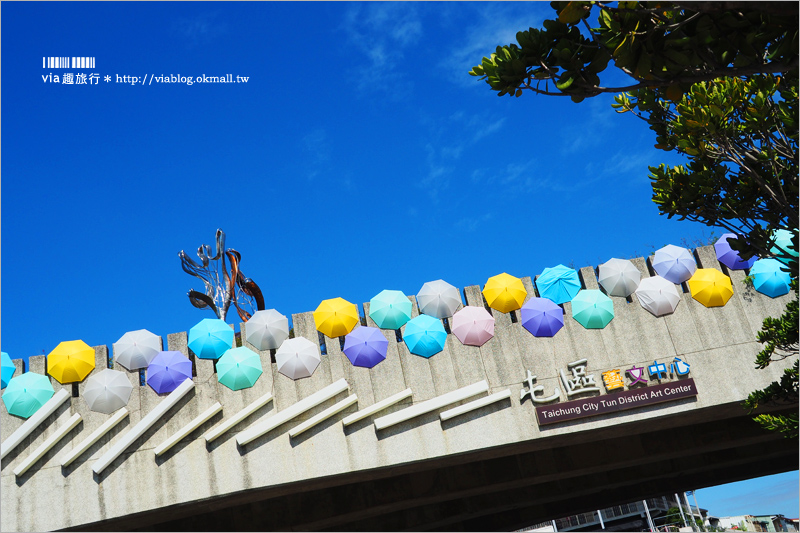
[179,229,265,321]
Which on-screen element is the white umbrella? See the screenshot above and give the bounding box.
[652,244,697,284]
[113,329,161,371]
[416,279,462,318]
[598,258,641,297]
[275,337,321,380]
[245,309,290,350]
[635,276,681,317]
[83,369,133,414]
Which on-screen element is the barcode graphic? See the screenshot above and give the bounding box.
[43,57,95,68]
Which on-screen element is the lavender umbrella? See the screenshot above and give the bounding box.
[520,297,564,337]
[147,351,193,394]
[714,233,756,270]
[343,326,388,368]
[652,245,697,284]
[451,306,495,346]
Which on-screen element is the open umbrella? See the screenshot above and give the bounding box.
[369,290,413,329]
[83,368,133,414]
[598,258,641,297]
[520,297,564,337]
[343,326,389,368]
[313,297,360,338]
[482,273,527,313]
[652,244,697,284]
[416,279,462,318]
[217,347,263,391]
[688,268,734,307]
[1,351,16,389]
[188,318,233,360]
[403,314,447,358]
[245,309,289,350]
[451,306,495,346]
[714,233,756,270]
[571,289,614,329]
[275,337,321,380]
[147,351,193,394]
[635,276,681,317]
[750,258,791,298]
[536,265,581,304]
[113,329,161,371]
[770,228,798,265]
[47,340,96,384]
[2,373,54,418]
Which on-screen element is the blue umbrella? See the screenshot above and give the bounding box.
[403,315,447,358]
[536,265,581,304]
[520,297,564,337]
[147,351,193,394]
[188,318,233,360]
[750,258,792,298]
[343,326,389,368]
[714,233,756,270]
[770,229,798,265]
[1,351,16,389]
[369,290,413,329]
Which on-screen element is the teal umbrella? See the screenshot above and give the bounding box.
[571,289,614,329]
[536,265,581,304]
[369,290,413,329]
[750,258,792,298]
[2,373,55,418]
[1,351,16,389]
[403,314,447,358]
[770,229,798,265]
[216,347,263,391]
[188,318,234,360]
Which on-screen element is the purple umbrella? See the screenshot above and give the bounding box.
[146,351,193,394]
[714,233,757,270]
[342,326,388,368]
[520,297,564,337]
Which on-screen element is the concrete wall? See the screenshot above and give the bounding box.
[0,245,794,532]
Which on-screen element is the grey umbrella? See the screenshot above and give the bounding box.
[83,369,133,414]
[113,329,161,371]
[245,309,290,350]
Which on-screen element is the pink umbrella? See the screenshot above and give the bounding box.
[451,306,495,347]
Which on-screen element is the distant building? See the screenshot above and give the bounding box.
[718,515,772,532]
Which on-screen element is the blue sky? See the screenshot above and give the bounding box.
[2,1,797,519]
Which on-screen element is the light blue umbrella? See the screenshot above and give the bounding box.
[652,244,697,284]
[188,318,233,360]
[369,290,413,329]
[1,351,16,389]
[571,289,614,329]
[536,265,581,304]
[403,315,447,358]
[750,258,792,298]
[216,347,263,391]
[2,373,54,418]
[770,229,798,265]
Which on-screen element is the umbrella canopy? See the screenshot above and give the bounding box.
[1,351,16,389]
[416,279,462,318]
[451,306,495,346]
[245,309,289,350]
[598,258,641,297]
[750,258,791,298]
[83,369,133,414]
[369,290,413,329]
[571,290,614,329]
[688,268,734,307]
[536,265,582,305]
[47,340,96,384]
[147,351,193,394]
[403,314,447,358]
[217,347,263,391]
[275,337,321,380]
[482,273,527,313]
[652,244,697,284]
[770,228,798,264]
[113,329,162,371]
[2,373,54,418]
[343,326,389,368]
[520,297,564,337]
[635,276,681,317]
[313,297,360,338]
[714,233,756,270]
[188,318,233,360]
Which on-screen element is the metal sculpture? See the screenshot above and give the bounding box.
[179,229,265,321]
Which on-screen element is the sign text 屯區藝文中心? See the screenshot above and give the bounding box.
[535,379,697,425]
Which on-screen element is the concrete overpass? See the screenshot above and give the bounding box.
[1,245,796,531]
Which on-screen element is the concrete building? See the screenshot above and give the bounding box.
[1,245,797,531]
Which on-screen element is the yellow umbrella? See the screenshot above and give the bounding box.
[47,340,96,383]
[688,268,734,307]
[313,297,360,338]
[482,273,527,313]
